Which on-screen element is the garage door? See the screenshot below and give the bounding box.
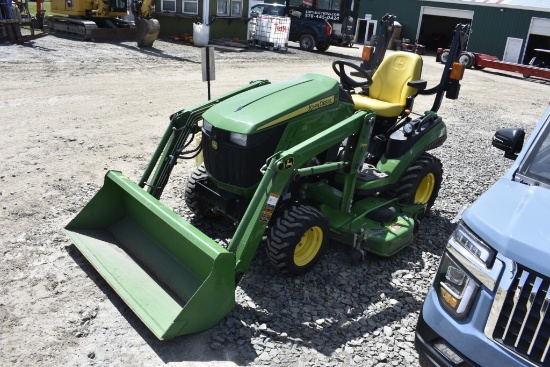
[417,6,474,50]
[530,17,550,37]
[420,6,474,21]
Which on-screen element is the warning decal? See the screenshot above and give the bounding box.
[259,193,280,222]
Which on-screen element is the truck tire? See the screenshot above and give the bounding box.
[184,164,221,219]
[299,34,316,51]
[267,205,328,275]
[316,44,330,52]
[389,152,443,218]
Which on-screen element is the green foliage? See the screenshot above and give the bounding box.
[25,0,52,16]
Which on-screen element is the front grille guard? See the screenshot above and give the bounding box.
[485,259,550,367]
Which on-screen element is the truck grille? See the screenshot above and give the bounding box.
[490,265,550,366]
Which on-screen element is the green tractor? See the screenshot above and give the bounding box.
[65,25,470,340]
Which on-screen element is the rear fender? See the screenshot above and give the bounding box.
[377,113,446,183]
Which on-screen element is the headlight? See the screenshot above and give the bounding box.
[450,222,496,267]
[202,119,213,132]
[229,132,248,147]
[435,253,480,318]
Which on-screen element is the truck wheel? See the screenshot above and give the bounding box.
[389,152,443,218]
[267,205,328,275]
[184,164,221,219]
[316,44,330,52]
[299,34,316,51]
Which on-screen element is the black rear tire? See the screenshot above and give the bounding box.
[389,152,443,218]
[299,34,315,51]
[267,205,328,275]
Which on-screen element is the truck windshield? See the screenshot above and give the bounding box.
[516,114,550,188]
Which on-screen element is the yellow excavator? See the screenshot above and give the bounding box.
[44,0,159,46]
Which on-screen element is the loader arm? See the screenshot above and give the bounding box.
[229,110,374,277]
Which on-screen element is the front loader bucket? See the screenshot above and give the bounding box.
[65,171,236,340]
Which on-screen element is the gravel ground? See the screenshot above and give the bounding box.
[1,35,549,367]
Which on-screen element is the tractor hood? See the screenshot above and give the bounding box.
[463,178,550,276]
[202,74,342,134]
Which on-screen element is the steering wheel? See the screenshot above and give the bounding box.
[332,60,373,90]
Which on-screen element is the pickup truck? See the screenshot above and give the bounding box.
[250,3,354,52]
[415,105,550,367]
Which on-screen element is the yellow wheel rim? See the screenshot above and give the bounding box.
[294,226,323,267]
[415,173,435,204]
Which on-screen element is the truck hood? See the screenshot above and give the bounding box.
[202,73,341,134]
[463,178,550,275]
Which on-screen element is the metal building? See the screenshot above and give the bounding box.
[152,0,254,42]
[357,0,550,64]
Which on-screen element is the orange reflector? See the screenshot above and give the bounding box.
[450,62,465,80]
[362,46,373,61]
[440,286,458,308]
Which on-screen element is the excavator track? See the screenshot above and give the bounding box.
[44,16,139,42]
[45,16,97,41]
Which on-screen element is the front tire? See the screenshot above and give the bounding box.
[184,164,221,219]
[267,205,328,275]
[299,34,315,51]
[389,152,443,218]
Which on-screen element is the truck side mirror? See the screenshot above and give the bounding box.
[492,127,525,160]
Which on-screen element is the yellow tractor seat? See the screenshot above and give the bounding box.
[352,52,423,118]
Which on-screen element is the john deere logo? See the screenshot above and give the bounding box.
[211,141,218,150]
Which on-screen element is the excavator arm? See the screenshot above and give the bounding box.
[131,0,159,46]
[139,0,153,18]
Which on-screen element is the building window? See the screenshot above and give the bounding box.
[232,0,242,16]
[183,0,198,13]
[217,0,242,16]
[162,0,176,12]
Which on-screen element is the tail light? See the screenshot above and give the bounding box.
[325,20,332,36]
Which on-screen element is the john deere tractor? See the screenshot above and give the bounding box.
[65,25,470,340]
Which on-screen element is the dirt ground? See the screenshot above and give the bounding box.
[1,35,549,367]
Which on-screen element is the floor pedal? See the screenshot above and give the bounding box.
[357,164,388,182]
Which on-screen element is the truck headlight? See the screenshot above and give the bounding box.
[229,132,248,147]
[202,119,213,132]
[435,254,480,318]
[451,222,496,267]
